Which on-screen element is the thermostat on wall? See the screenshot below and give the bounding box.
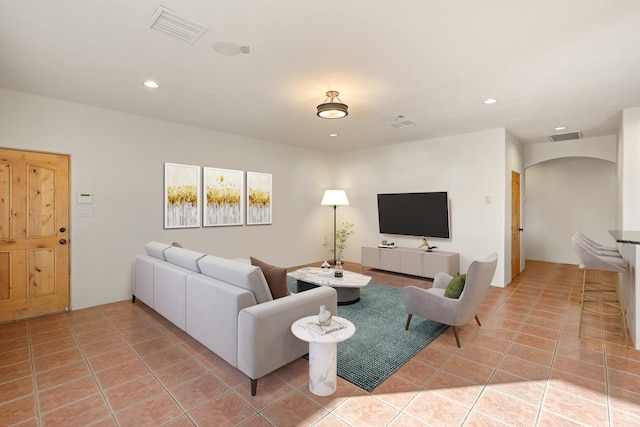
[77,193,94,204]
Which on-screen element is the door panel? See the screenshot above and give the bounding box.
[511,171,521,279]
[0,148,70,323]
[28,165,56,237]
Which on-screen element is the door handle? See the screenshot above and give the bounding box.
[59,239,67,245]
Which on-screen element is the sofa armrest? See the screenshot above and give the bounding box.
[186,274,257,366]
[237,286,337,380]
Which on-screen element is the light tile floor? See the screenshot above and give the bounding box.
[1,260,639,426]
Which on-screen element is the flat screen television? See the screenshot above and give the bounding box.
[377,191,450,238]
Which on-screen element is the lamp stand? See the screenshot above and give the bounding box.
[331,204,337,265]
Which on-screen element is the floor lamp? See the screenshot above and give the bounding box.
[321,189,350,264]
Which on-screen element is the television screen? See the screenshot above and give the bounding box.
[377,192,450,238]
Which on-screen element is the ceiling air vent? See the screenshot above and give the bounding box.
[390,121,416,129]
[146,6,208,44]
[548,131,582,142]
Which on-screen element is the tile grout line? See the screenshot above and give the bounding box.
[96,304,188,425]
[533,263,578,426]
[26,318,41,426]
[466,276,541,425]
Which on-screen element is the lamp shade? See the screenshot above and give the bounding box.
[321,190,349,206]
[317,102,348,119]
[316,90,348,119]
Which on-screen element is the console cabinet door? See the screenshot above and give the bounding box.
[380,250,401,272]
[422,253,459,278]
[361,247,380,268]
[422,254,443,278]
[400,251,422,276]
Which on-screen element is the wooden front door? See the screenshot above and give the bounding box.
[511,171,521,279]
[0,148,70,323]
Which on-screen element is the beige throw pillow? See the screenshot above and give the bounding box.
[250,257,291,299]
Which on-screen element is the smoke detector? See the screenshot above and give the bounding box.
[548,131,582,142]
[146,6,208,44]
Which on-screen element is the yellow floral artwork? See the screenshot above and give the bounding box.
[164,163,200,228]
[203,167,244,226]
[247,172,272,225]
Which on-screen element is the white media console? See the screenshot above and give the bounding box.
[361,246,459,279]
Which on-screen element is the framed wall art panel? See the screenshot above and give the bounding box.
[164,163,201,228]
[203,167,244,227]
[246,171,272,225]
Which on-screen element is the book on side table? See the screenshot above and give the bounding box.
[305,319,347,335]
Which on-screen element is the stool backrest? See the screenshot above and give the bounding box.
[571,236,625,273]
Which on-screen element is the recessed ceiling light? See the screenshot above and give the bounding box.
[213,41,241,55]
[483,98,498,105]
[143,81,160,89]
[554,126,567,131]
[329,133,338,137]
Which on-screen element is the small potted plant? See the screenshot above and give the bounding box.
[323,222,355,264]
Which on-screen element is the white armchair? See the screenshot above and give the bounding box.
[403,252,497,347]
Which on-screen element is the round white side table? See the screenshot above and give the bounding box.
[291,315,355,396]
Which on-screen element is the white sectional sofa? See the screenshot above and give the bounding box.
[131,241,337,395]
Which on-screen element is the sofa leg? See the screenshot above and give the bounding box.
[452,326,461,348]
[475,315,481,326]
[405,314,412,330]
[251,379,258,396]
[132,295,136,303]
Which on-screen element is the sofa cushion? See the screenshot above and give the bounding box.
[163,246,206,272]
[198,255,273,304]
[444,274,466,299]
[145,241,171,260]
[250,257,291,299]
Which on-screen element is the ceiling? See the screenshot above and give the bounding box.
[1,0,639,153]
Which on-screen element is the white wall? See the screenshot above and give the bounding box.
[525,135,617,168]
[336,128,510,287]
[0,89,533,313]
[619,107,640,230]
[0,89,334,309]
[524,157,616,264]
[506,130,525,279]
[617,107,640,349]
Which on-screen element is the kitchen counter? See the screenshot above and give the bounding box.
[609,230,640,350]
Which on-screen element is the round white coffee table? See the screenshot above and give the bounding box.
[291,315,355,396]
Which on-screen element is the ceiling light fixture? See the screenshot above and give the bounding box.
[317,91,348,119]
[554,126,567,131]
[212,42,250,55]
[483,98,498,105]
[143,81,160,89]
[329,133,338,137]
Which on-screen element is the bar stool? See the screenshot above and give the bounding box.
[575,231,623,258]
[571,235,629,348]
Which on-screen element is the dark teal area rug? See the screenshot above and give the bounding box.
[288,279,447,392]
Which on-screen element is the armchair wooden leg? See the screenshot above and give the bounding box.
[452,326,461,348]
[251,379,258,396]
[405,314,413,330]
[475,315,482,326]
